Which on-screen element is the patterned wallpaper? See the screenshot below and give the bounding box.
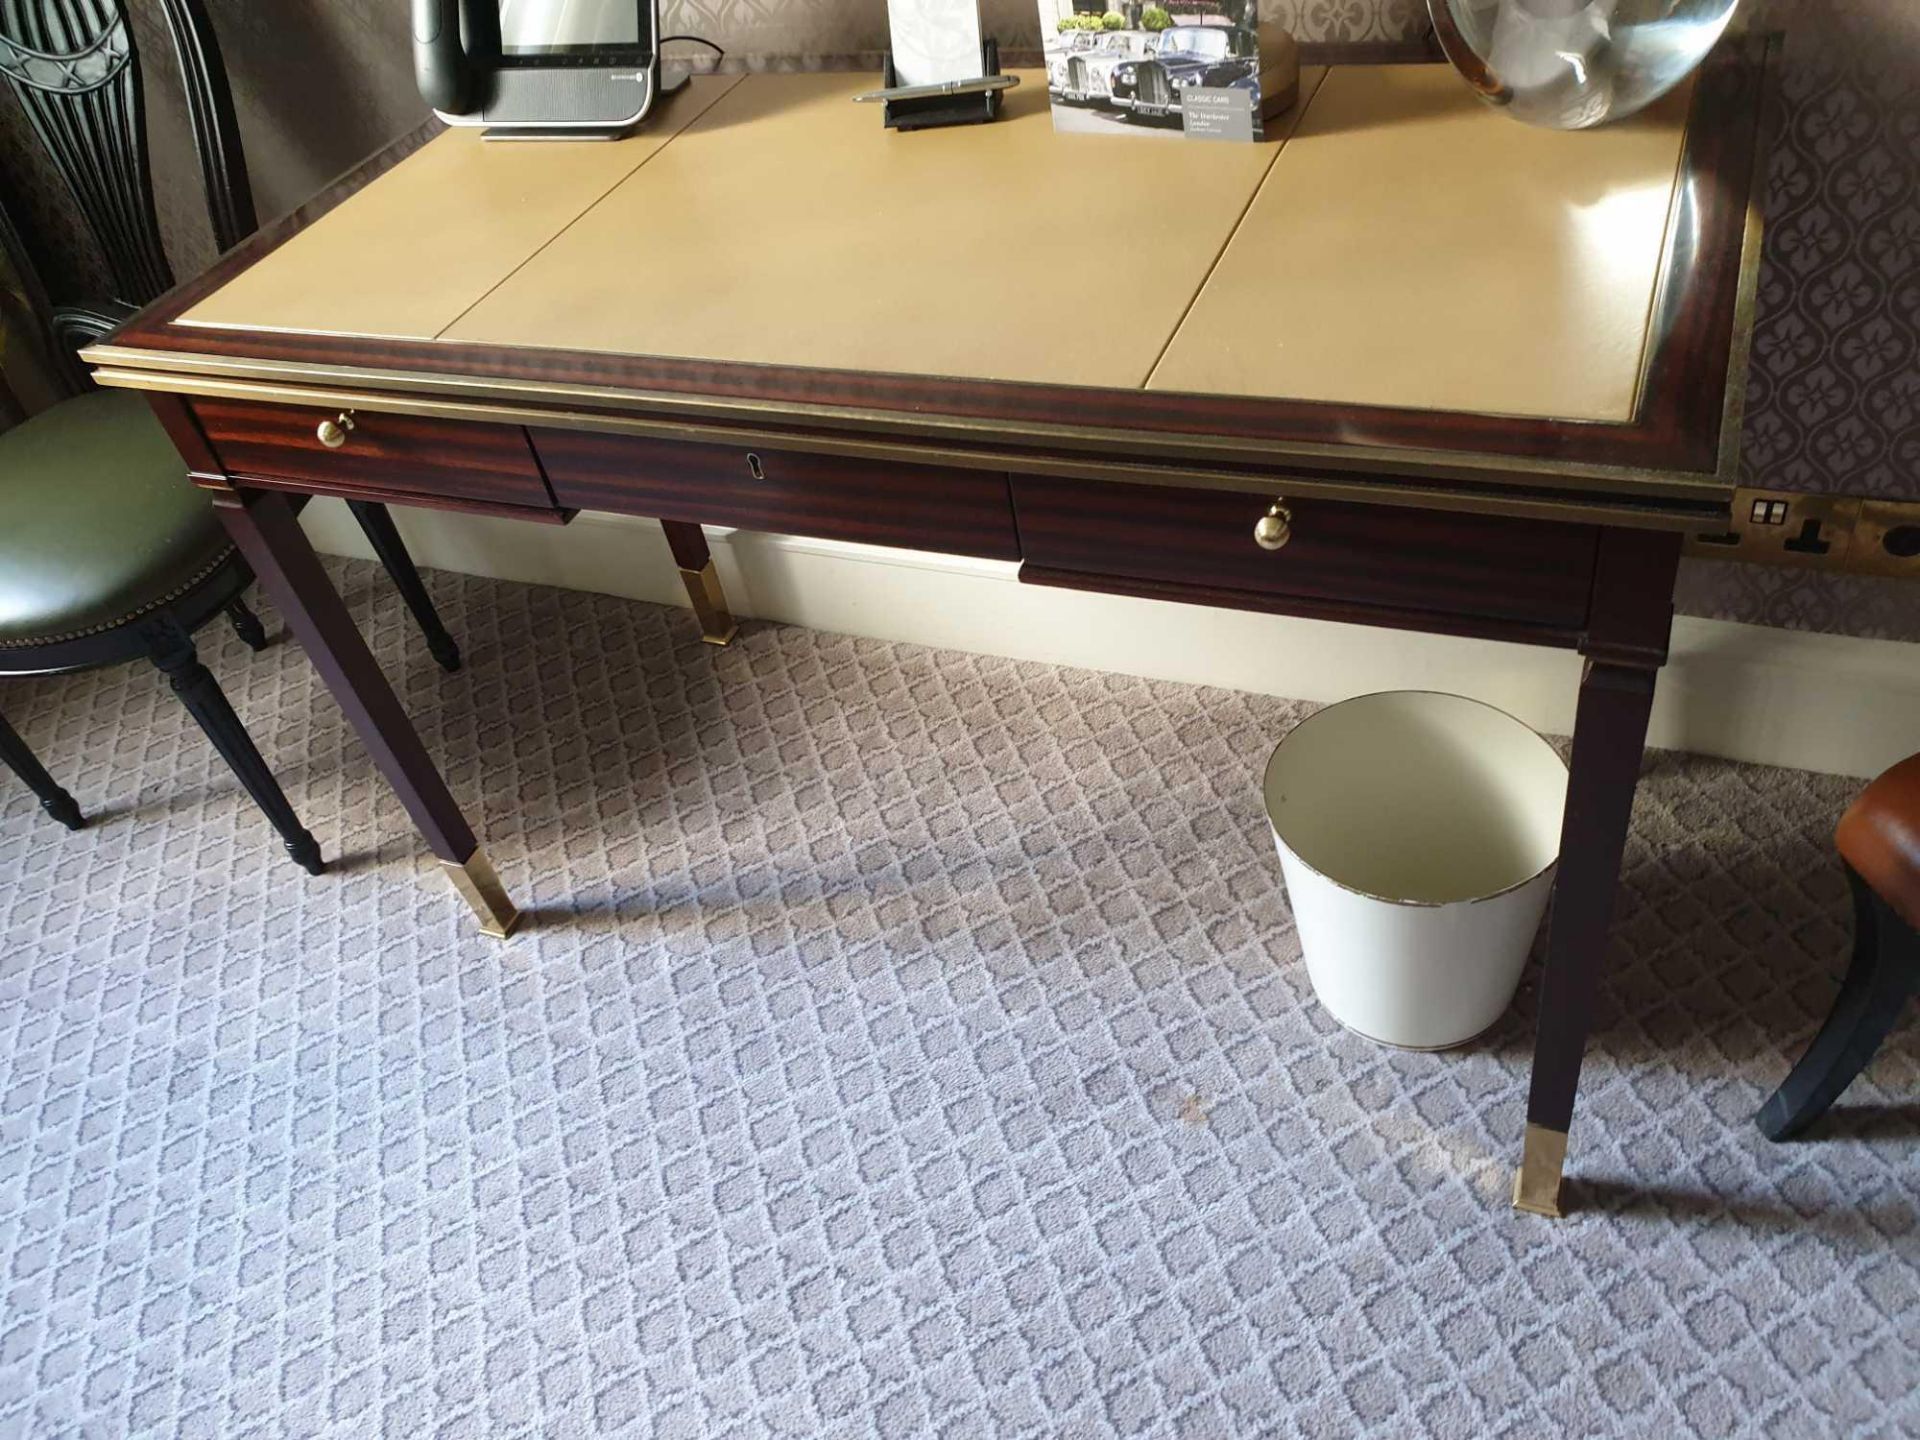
[1,0,1913,640]
[1674,0,1919,640]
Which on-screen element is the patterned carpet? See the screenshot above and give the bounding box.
[1,559,1914,1439]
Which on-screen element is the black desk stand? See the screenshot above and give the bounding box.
[882,39,1004,131]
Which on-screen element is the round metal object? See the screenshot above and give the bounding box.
[1425,0,1741,130]
[316,413,356,449]
[1254,501,1292,551]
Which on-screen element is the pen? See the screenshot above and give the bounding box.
[853,74,1021,104]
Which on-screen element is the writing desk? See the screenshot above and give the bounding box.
[88,49,1773,1216]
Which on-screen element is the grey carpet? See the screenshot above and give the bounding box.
[1,559,1914,1439]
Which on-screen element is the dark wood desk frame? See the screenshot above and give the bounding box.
[88,45,1775,1217]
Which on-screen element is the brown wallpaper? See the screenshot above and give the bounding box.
[2,0,1914,641]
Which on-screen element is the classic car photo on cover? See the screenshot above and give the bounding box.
[1049,28,1163,107]
[1036,0,1275,140]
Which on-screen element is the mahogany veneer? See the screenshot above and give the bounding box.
[193,397,557,514]
[1011,476,1599,636]
[534,431,1021,561]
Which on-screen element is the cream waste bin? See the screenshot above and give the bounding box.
[1261,691,1570,1051]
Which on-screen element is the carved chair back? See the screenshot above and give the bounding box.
[0,0,254,367]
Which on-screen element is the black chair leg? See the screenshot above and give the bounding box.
[226,596,269,651]
[0,707,84,830]
[145,616,325,875]
[1758,865,1920,1140]
[346,500,461,672]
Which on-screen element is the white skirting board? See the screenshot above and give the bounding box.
[299,500,1920,782]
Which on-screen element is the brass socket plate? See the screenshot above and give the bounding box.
[1683,487,1860,570]
[1847,500,1920,580]
[1685,488,1920,578]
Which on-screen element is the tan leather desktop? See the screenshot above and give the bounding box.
[88,48,1774,1217]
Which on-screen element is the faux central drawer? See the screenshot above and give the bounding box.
[1011,475,1600,631]
[192,398,556,513]
[533,431,1021,561]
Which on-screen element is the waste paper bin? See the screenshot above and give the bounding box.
[1262,691,1569,1050]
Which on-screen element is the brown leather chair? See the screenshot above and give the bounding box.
[1758,752,1920,1139]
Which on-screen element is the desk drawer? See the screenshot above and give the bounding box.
[1011,476,1599,631]
[193,398,555,513]
[534,431,1021,561]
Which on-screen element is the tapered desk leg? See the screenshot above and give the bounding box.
[212,488,519,937]
[661,520,738,646]
[346,500,463,672]
[1514,662,1657,1214]
[1514,529,1679,1217]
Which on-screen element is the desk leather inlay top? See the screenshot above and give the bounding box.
[175,66,1692,425]
[176,76,742,343]
[442,71,1316,391]
[1150,66,1693,422]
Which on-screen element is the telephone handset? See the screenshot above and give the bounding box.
[410,0,661,138]
[412,0,495,115]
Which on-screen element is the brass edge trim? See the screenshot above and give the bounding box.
[1714,35,1783,487]
[1511,1123,1569,1218]
[1713,194,1766,485]
[440,849,520,939]
[82,343,1729,502]
[91,368,1728,532]
[1626,73,1705,425]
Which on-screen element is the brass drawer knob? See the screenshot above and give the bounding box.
[316,412,357,449]
[1254,500,1293,551]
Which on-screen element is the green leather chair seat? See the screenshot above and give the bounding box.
[0,389,233,649]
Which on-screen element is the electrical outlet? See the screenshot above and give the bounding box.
[1684,488,1861,571]
[1845,499,1920,580]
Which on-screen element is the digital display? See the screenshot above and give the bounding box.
[498,0,646,56]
